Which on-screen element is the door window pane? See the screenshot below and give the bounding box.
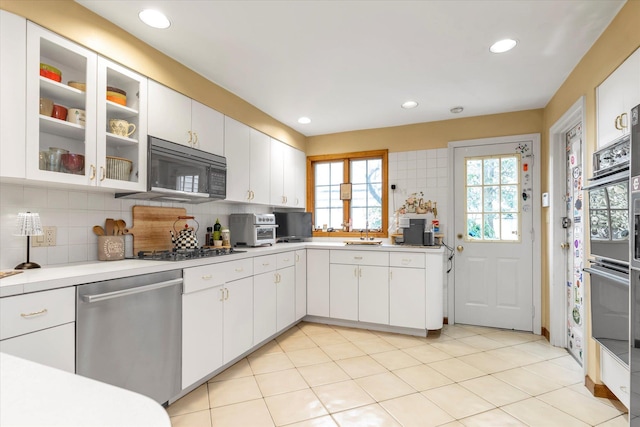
[464,154,521,242]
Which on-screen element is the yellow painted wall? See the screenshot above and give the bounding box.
[0,0,307,152]
[306,109,543,155]
[541,0,640,383]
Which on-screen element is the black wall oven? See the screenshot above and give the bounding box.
[584,134,630,367]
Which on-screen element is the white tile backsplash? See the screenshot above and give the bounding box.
[0,183,271,270]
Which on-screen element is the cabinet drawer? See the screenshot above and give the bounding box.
[219,258,254,282]
[330,250,388,266]
[183,265,225,294]
[390,252,425,268]
[600,348,629,408]
[0,287,75,340]
[0,322,75,372]
[277,251,295,269]
[254,254,277,274]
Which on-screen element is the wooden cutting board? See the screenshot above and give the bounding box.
[124,206,189,254]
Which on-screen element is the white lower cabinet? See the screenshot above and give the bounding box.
[182,262,253,389]
[307,249,330,317]
[358,266,389,324]
[0,323,75,373]
[390,252,426,329]
[329,250,390,323]
[0,286,75,373]
[182,285,223,389]
[330,264,359,321]
[254,270,277,345]
[276,266,295,330]
[600,348,630,409]
[222,277,254,364]
[253,252,296,344]
[295,250,307,320]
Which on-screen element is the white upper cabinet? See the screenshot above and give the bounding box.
[249,128,271,204]
[26,23,98,187]
[223,116,271,204]
[224,116,251,201]
[147,81,223,155]
[191,100,224,155]
[293,148,307,208]
[270,138,305,207]
[96,58,147,191]
[597,47,640,148]
[24,23,146,190]
[0,10,26,179]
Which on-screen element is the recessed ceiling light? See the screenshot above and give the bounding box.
[401,101,419,109]
[490,38,517,53]
[450,106,464,114]
[298,117,311,124]
[139,9,171,29]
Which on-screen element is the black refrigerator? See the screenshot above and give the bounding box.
[630,103,640,425]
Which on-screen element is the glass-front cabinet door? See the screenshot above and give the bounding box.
[25,23,147,191]
[96,57,147,191]
[26,23,97,185]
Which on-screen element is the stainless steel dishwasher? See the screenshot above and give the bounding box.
[76,270,182,405]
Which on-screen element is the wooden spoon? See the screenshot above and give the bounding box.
[116,219,126,236]
[93,225,105,236]
[105,218,114,236]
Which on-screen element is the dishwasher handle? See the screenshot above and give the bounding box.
[82,278,184,303]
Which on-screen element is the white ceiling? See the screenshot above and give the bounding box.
[76,0,625,137]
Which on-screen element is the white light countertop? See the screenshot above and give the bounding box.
[0,241,445,297]
[0,352,170,427]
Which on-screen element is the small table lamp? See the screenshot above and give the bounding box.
[14,212,43,270]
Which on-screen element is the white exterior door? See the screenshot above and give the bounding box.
[453,139,535,331]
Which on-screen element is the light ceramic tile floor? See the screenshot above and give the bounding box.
[167,322,629,427]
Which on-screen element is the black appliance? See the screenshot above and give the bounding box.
[135,247,245,261]
[116,136,226,204]
[628,103,640,425]
[274,211,312,241]
[584,130,631,370]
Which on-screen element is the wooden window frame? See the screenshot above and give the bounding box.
[306,150,388,238]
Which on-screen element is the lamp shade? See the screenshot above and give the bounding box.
[14,212,43,237]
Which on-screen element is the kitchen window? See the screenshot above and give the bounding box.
[308,150,388,237]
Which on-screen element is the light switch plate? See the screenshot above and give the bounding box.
[542,192,549,207]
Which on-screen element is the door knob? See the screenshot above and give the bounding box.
[560,242,570,249]
[456,245,464,253]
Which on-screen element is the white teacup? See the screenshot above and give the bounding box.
[109,119,136,137]
[67,108,86,125]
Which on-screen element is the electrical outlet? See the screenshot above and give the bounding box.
[33,226,56,247]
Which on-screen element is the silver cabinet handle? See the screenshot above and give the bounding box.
[283,258,289,262]
[354,267,358,277]
[235,267,243,272]
[82,278,183,303]
[295,254,300,262]
[20,308,48,318]
[359,267,362,278]
[219,288,225,301]
[202,274,213,280]
[401,258,412,265]
[353,256,363,260]
[263,262,270,266]
[225,288,229,300]
[193,132,199,147]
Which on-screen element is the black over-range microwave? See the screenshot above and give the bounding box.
[117,136,226,204]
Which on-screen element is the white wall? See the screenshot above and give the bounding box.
[0,183,270,270]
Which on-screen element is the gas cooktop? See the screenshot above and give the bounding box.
[136,247,246,261]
